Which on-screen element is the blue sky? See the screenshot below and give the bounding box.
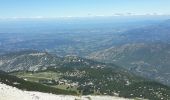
[0,0,170,18]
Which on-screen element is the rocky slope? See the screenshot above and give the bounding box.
[0,83,133,100]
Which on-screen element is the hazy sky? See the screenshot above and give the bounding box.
[0,0,170,18]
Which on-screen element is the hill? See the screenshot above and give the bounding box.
[0,51,170,99]
[89,43,170,86]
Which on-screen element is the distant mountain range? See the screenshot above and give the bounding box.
[89,20,170,86]
[122,19,170,43]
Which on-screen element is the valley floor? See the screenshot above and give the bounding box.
[0,83,133,100]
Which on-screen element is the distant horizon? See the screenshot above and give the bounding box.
[0,0,170,18]
[0,14,170,21]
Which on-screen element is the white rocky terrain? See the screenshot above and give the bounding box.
[0,83,133,100]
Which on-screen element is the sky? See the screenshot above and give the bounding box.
[0,0,170,18]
